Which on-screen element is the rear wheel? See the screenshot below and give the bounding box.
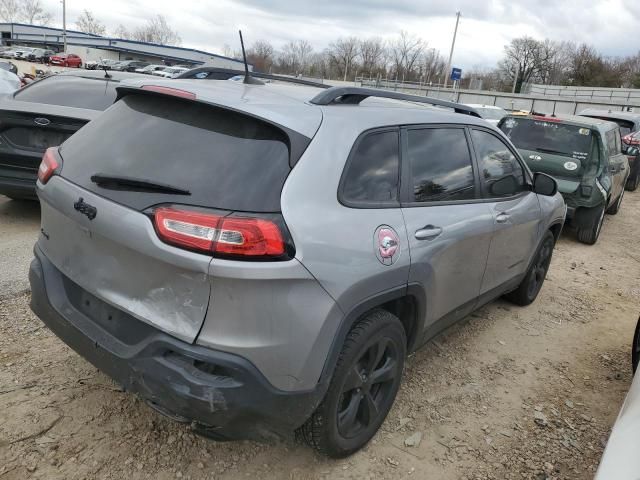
[606,189,624,215]
[577,205,605,245]
[504,231,555,306]
[299,309,406,458]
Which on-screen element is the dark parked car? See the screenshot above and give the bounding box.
[111,60,149,72]
[579,109,640,191]
[499,114,629,245]
[27,48,55,63]
[0,70,142,200]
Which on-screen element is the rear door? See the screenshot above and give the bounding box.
[469,128,542,294]
[38,92,317,343]
[400,125,494,330]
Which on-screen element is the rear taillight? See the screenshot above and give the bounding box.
[37,147,60,184]
[153,206,288,259]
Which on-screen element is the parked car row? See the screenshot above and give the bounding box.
[0,46,55,63]
[84,60,191,77]
[0,69,636,459]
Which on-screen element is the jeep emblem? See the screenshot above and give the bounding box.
[374,225,400,266]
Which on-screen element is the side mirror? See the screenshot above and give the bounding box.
[626,146,639,157]
[489,175,519,196]
[533,172,558,196]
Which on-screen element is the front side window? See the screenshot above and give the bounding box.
[406,128,476,202]
[471,129,525,198]
[341,130,400,206]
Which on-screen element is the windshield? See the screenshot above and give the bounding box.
[500,117,593,161]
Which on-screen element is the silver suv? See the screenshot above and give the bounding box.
[29,80,566,457]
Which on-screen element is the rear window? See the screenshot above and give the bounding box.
[15,75,119,110]
[500,117,593,162]
[60,94,295,212]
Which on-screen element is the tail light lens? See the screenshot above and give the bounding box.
[38,147,60,184]
[153,206,291,260]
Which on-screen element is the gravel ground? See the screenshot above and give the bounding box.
[0,191,639,480]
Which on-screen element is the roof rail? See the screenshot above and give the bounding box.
[177,67,330,89]
[309,87,481,117]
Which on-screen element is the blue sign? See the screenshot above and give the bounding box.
[450,67,462,81]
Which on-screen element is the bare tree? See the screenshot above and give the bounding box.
[389,31,425,81]
[112,24,132,39]
[133,15,181,46]
[359,37,386,77]
[247,40,275,73]
[75,10,106,36]
[21,0,51,25]
[498,36,546,93]
[421,48,446,85]
[327,37,360,81]
[0,0,22,22]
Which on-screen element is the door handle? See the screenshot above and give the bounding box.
[496,212,510,223]
[415,225,443,240]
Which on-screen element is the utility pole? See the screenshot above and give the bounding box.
[443,11,461,90]
[62,0,67,52]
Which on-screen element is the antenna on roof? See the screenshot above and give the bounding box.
[238,30,263,85]
[102,65,111,79]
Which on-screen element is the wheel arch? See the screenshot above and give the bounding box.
[318,285,426,386]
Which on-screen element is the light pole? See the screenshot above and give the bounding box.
[443,11,461,89]
[61,0,67,52]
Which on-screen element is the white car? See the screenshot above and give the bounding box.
[151,66,189,78]
[464,104,508,126]
[595,316,640,479]
[135,64,166,74]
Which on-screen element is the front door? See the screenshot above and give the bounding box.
[468,128,542,295]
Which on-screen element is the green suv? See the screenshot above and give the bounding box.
[499,114,629,245]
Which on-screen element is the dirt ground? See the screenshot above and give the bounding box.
[1,191,638,480]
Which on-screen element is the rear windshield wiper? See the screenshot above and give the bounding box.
[534,147,571,156]
[90,174,191,195]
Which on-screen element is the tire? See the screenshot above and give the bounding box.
[299,309,406,458]
[633,317,640,374]
[606,189,624,215]
[577,205,605,245]
[625,171,639,191]
[504,231,555,306]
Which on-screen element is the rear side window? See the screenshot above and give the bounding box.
[341,130,400,206]
[406,128,476,202]
[15,75,118,110]
[60,94,295,212]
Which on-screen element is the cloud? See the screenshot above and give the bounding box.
[39,0,637,68]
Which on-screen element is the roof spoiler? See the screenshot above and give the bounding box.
[309,87,481,118]
[176,66,331,89]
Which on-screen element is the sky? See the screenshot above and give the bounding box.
[39,0,639,70]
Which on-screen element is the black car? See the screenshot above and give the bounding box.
[111,60,149,72]
[0,70,142,200]
[27,48,55,63]
[579,109,640,191]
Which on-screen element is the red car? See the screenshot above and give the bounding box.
[49,53,82,68]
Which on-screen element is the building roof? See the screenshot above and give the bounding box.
[0,22,248,67]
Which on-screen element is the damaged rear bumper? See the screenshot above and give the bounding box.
[28,245,323,440]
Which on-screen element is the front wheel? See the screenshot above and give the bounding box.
[299,309,406,458]
[504,231,555,306]
[577,205,605,245]
[625,171,639,191]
